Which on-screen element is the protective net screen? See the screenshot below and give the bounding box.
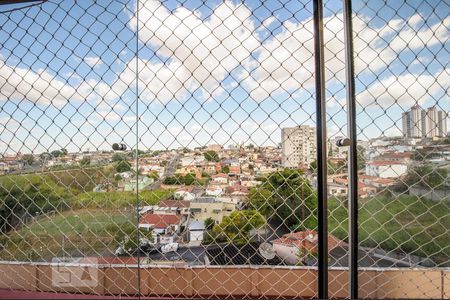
[0,0,448,298]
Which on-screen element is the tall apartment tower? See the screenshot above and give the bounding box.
[402,105,426,138]
[281,125,316,168]
[426,106,448,138]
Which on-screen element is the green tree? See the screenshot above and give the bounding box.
[204,150,219,162]
[403,165,448,189]
[148,171,159,180]
[247,168,317,228]
[39,152,51,162]
[184,173,196,185]
[80,156,91,166]
[213,210,265,243]
[221,165,230,173]
[60,148,68,155]
[357,145,366,170]
[112,153,125,162]
[163,175,183,185]
[20,154,34,165]
[115,160,131,173]
[50,150,62,158]
[204,217,215,230]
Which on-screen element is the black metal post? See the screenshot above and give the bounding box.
[0,0,43,5]
[343,0,358,298]
[313,0,328,298]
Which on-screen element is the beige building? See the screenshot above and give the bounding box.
[281,125,316,168]
[189,197,237,223]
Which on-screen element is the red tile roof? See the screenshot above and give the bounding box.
[272,230,343,252]
[139,213,181,229]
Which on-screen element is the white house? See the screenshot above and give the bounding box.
[211,173,228,185]
[188,220,205,242]
[205,186,223,196]
[365,161,408,178]
[174,190,195,201]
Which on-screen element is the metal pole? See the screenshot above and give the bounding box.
[0,0,43,4]
[313,0,328,298]
[343,0,359,298]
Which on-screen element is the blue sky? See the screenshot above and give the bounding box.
[0,0,448,154]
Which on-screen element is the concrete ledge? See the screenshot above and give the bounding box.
[0,262,447,299]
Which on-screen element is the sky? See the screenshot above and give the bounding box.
[0,0,449,154]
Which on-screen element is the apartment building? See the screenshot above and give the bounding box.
[402,105,447,138]
[281,125,316,168]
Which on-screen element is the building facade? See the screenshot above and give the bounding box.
[402,105,447,138]
[426,106,448,138]
[281,125,316,168]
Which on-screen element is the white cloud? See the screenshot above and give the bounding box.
[0,60,82,107]
[239,12,448,101]
[84,56,103,68]
[356,68,449,108]
[129,0,260,101]
[0,116,19,129]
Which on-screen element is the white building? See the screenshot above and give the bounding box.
[426,106,447,138]
[365,161,408,178]
[188,220,205,242]
[402,105,426,138]
[281,125,316,168]
[402,105,448,139]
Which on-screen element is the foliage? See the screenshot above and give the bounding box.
[20,154,34,165]
[0,209,133,261]
[47,166,113,192]
[147,171,159,180]
[112,153,125,162]
[310,159,346,174]
[80,156,91,166]
[115,159,131,173]
[204,150,219,162]
[163,173,205,185]
[184,173,196,185]
[51,150,62,158]
[115,222,154,255]
[163,175,183,185]
[72,189,173,209]
[357,145,366,170]
[204,217,215,230]
[213,210,265,243]
[221,165,230,173]
[0,175,70,233]
[247,168,317,228]
[328,195,450,261]
[402,164,448,189]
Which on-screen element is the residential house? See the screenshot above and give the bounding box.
[159,200,191,215]
[189,197,237,223]
[174,186,196,201]
[188,220,205,243]
[225,185,249,196]
[366,161,408,178]
[205,186,223,196]
[138,213,182,244]
[211,173,228,185]
[272,230,344,265]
